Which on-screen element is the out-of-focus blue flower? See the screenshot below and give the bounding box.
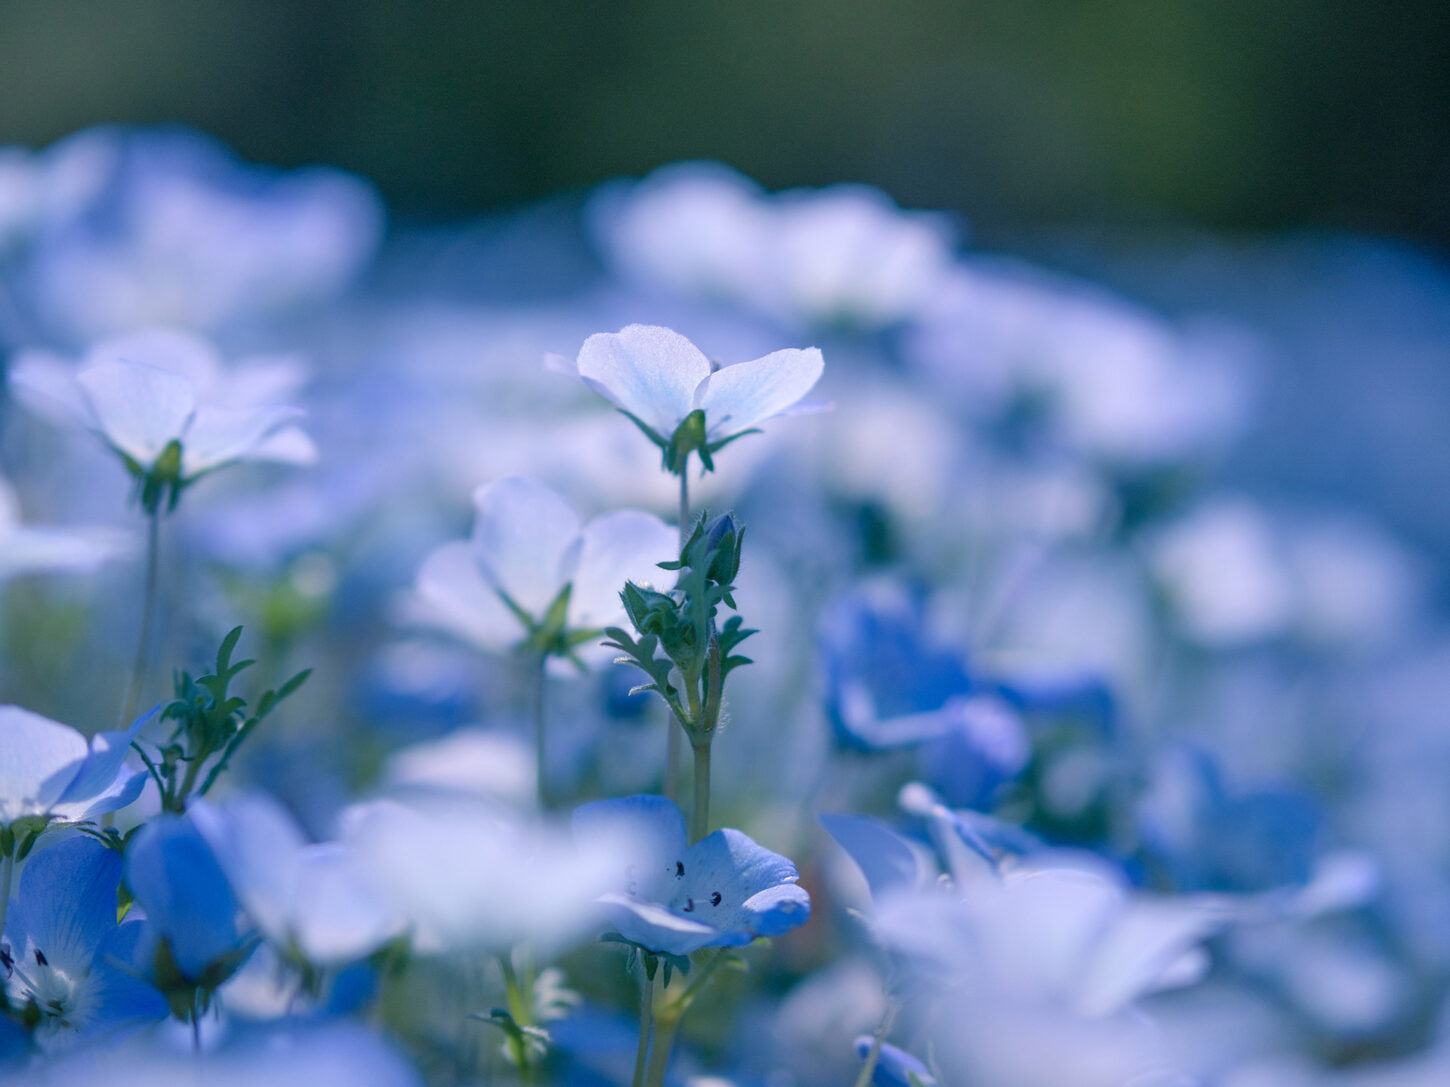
[13,125,382,341]
[0,477,128,581]
[0,705,149,831]
[1137,745,1323,894]
[568,323,824,456]
[410,475,675,657]
[917,695,1030,809]
[572,794,810,956]
[125,812,253,998]
[190,792,401,968]
[2,836,167,1048]
[818,582,977,752]
[590,163,955,330]
[853,1037,938,1087]
[10,328,315,502]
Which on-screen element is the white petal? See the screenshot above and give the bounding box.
[470,477,581,618]
[0,704,87,824]
[694,347,824,439]
[75,359,195,466]
[576,325,712,438]
[182,404,305,477]
[190,793,305,949]
[569,510,677,629]
[7,350,90,427]
[412,540,521,653]
[84,328,224,396]
[245,424,318,466]
[289,844,402,964]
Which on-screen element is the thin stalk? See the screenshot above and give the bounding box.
[690,741,711,844]
[499,953,532,1076]
[122,505,162,725]
[664,717,683,804]
[851,1003,898,1087]
[631,964,655,1087]
[529,651,549,808]
[677,465,690,550]
[643,1006,679,1087]
[0,851,13,946]
[190,991,202,1054]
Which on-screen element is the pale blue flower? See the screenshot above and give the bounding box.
[573,794,810,956]
[10,328,315,497]
[411,475,675,656]
[2,836,167,1049]
[0,477,128,582]
[0,705,149,832]
[570,324,824,457]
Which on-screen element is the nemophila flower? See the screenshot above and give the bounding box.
[411,475,675,659]
[0,705,150,837]
[339,796,623,955]
[190,792,401,967]
[2,836,167,1048]
[572,794,810,956]
[568,324,824,474]
[9,327,315,513]
[16,125,383,340]
[125,813,253,1010]
[0,477,128,581]
[854,1037,938,1087]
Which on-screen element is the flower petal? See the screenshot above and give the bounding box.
[569,510,677,629]
[470,477,581,618]
[0,704,88,825]
[411,540,521,653]
[694,346,824,439]
[182,403,306,477]
[576,325,711,438]
[75,359,196,467]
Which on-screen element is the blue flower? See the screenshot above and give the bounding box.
[0,705,150,833]
[2,836,167,1048]
[854,1038,938,1087]
[572,794,810,956]
[817,583,976,752]
[125,812,253,999]
[568,324,825,461]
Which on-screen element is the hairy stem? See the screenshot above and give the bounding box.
[530,651,549,808]
[632,963,655,1087]
[690,741,712,844]
[122,505,161,725]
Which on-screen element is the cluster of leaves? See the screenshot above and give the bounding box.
[605,512,754,744]
[132,626,310,814]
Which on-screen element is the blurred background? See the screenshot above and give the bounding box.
[3,0,1449,244]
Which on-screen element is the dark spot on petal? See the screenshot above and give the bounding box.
[682,897,695,912]
[34,949,47,967]
[710,891,722,906]
[675,861,685,878]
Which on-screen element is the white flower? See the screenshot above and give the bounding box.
[410,476,675,657]
[0,704,149,830]
[0,476,128,581]
[569,324,824,471]
[9,327,315,507]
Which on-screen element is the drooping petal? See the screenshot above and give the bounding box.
[188,793,305,952]
[286,844,403,965]
[819,813,924,902]
[126,815,246,981]
[0,705,88,825]
[246,424,319,465]
[411,540,521,653]
[75,359,195,467]
[576,325,712,438]
[83,328,224,396]
[50,708,153,822]
[594,892,718,955]
[568,510,677,629]
[694,346,824,439]
[470,477,581,618]
[6,350,91,427]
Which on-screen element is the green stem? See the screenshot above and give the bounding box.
[0,850,13,946]
[677,464,690,551]
[530,651,549,808]
[690,741,711,844]
[643,1003,679,1087]
[632,963,655,1087]
[190,990,202,1054]
[851,1003,898,1087]
[122,505,161,725]
[664,717,683,804]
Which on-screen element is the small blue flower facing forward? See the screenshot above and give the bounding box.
[572,794,810,956]
[2,836,167,1049]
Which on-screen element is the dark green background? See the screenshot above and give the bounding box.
[4,0,1446,242]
